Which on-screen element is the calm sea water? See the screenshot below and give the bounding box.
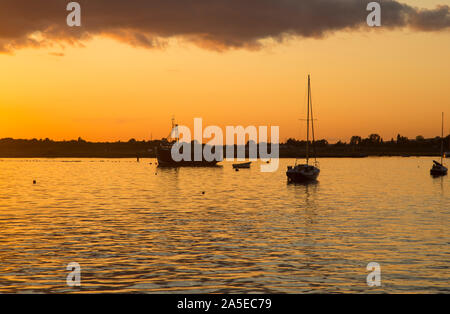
[0,157,448,293]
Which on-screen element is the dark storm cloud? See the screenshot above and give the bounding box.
[0,0,449,52]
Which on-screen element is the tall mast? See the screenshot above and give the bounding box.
[306,75,310,165]
[310,76,317,164]
[441,112,444,164]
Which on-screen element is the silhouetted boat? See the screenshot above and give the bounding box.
[287,75,320,182]
[430,113,448,176]
[430,160,447,176]
[156,145,219,167]
[157,118,219,167]
[232,162,251,169]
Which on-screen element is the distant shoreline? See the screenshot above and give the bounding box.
[0,136,448,159]
[0,153,445,159]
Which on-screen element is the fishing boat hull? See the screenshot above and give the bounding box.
[156,145,219,167]
[286,165,320,182]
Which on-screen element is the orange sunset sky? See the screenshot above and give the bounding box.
[0,0,449,143]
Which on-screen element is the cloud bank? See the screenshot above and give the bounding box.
[0,0,449,52]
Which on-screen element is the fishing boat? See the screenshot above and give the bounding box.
[430,113,448,176]
[232,162,251,169]
[286,75,320,182]
[157,118,219,167]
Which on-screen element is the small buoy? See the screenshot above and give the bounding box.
[33,180,36,184]
[202,191,205,195]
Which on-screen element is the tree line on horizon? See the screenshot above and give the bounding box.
[0,133,448,158]
[1,133,449,145]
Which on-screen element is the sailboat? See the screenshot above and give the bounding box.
[430,112,448,176]
[286,75,320,182]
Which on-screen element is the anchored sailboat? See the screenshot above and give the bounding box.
[286,75,320,182]
[430,112,448,176]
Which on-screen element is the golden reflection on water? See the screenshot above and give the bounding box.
[0,157,448,293]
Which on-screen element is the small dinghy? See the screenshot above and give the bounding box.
[232,162,251,169]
